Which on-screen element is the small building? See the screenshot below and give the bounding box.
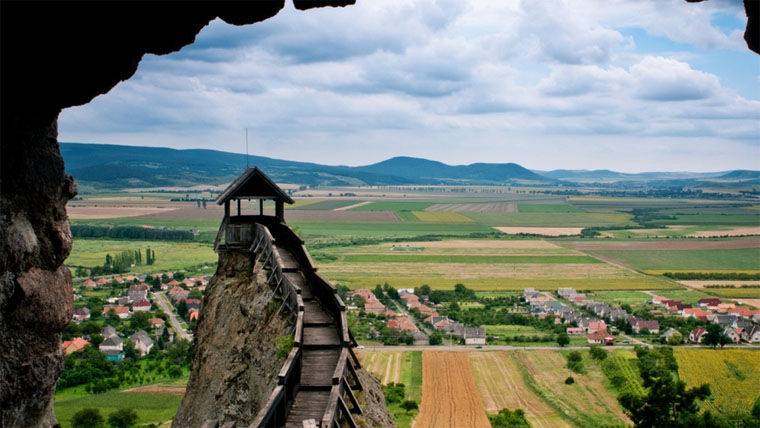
[463,327,486,345]
[697,298,721,307]
[148,318,165,329]
[587,331,615,345]
[214,167,295,251]
[659,327,681,343]
[566,327,584,335]
[96,278,111,287]
[73,307,90,322]
[82,279,97,288]
[132,299,151,312]
[724,327,741,344]
[62,337,90,355]
[99,334,124,355]
[129,330,154,356]
[128,284,149,302]
[102,305,130,319]
[184,299,202,310]
[689,327,707,343]
[741,325,760,343]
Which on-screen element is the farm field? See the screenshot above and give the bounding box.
[588,290,653,306]
[494,227,584,236]
[359,351,405,385]
[700,287,760,299]
[358,351,422,428]
[417,351,491,428]
[466,212,624,227]
[425,202,517,213]
[586,248,760,271]
[412,211,475,222]
[54,388,183,428]
[674,349,760,416]
[66,239,217,273]
[470,352,571,428]
[513,351,631,428]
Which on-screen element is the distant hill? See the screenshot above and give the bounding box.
[717,170,760,180]
[535,169,736,183]
[60,143,554,190]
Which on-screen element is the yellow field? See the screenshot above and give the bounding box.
[412,211,475,222]
[470,352,571,428]
[584,213,632,223]
[674,349,760,415]
[417,352,491,428]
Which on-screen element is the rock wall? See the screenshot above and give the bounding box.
[174,251,292,426]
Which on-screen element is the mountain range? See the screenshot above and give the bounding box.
[60,142,759,190]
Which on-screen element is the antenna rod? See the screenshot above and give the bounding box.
[246,128,249,169]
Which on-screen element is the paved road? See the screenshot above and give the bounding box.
[153,291,192,342]
[357,343,759,352]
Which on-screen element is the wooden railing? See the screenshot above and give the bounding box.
[240,219,362,428]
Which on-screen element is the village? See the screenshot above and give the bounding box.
[345,284,760,348]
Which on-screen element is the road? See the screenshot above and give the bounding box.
[153,291,192,342]
[359,344,638,351]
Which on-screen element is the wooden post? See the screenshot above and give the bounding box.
[260,199,264,216]
[276,200,284,222]
[237,199,241,216]
[224,201,230,219]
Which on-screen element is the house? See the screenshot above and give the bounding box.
[713,314,737,325]
[348,288,375,301]
[112,277,124,284]
[73,307,90,322]
[102,305,130,319]
[682,308,712,319]
[608,309,628,321]
[412,331,429,346]
[102,325,117,338]
[62,337,90,355]
[382,309,397,318]
[587,321,607,334]
[716,303,736,313]
[189,309,199,321]
[463,327,486,345]
[659,328,681,343]
[741,325,760,343]
[166,279,180,288]
[96,278,111,286]
[124,275,139,282]
[168,286,189,302]
[132,299,151,312]
[689,327,708,343]
[129,330,154,356]
[629,317,659,334]
[128,284,149,302]
[148,318,165,329]
[363,299,385,312]
[734,318,754,331]
[82,279,97,288]
[566,327,584,335]
[724,327,741,344]
[99,334,124,361]
[729,307,759,318]
[698,298,721,307]
[651,295,666,305]
[587,331,615,345]
[182,278,196,288]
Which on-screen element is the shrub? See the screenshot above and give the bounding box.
[589,346,607,361]
[565,376,575,385]
[72,408,104,428]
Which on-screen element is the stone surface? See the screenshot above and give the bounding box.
[174,251,292,427]
[355,368,397,428]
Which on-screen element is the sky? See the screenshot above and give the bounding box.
[59,0,759,172]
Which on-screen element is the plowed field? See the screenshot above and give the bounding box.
[416,351,490,428]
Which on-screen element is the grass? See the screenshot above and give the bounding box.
[517,204,582,213]
[465,212,625,227]
[412,211,475,223]
[592,248,760,271]
[658,215,760,226]
[67,239,217,273]
[54,389,183,428]
[291,220,493,238]
[589,291,653,306]
[289,199,364,210]
[653,289,715,303]
[351,201,433,212]
[360,351,422,428]
[340,254,602,264]
[702,287,760,298]
[71,217,221,233]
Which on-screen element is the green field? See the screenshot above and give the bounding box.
[465,212,624,227]
[340,254,602,264]
[518,204,582,213]
[589,290,653,306]
[289,199,365,210]
[658,215,760,225]
[351,201,433,211]
[592,248,760,271]
[67,239,217,273]
[291,220,493,238]
[330,277,677,291]
[54,389,183,428]
[701,287,760,298]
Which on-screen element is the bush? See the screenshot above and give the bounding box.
[589,346,607,361]
[565,376,575,385]
[72,408,104,428]
[488,408,531,428]
[383,382,406,404]
[557,332,570,347]
[108,408,138,428]
[567,351,584,373]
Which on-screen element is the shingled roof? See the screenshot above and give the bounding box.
[216,167,294,205]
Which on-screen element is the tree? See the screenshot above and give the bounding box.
[557,332,570,347]
[429,332,443,346]
[703,324,728,349]
[202,200,207,209]
[567,350,583,373]
[188,289,203,300]
[353,295,366,309]
[373,284,384,300]
[400,400,419,414]
[668,332,683,346]
[107,408,138,428]
[176,300,188,319]
[72,408,104,428]
[489,408,530,428]
[589,346,607,360]
[129,311,151,331]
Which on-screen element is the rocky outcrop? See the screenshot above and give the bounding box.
[354,369,396,428]
[174,251,292,426]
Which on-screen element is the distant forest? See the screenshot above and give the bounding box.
[71,225,194,241]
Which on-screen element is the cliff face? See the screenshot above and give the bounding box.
[174,251,291,426]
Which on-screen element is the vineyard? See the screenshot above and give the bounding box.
[675,349,760,415]
[607,354,645,397]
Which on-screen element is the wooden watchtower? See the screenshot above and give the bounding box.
[214,167,294,251]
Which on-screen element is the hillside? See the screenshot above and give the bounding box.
[60,143,554,189]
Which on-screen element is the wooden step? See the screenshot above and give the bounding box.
[303,301,333,326]
[284,390,330,428]
[274,245,301,271]
[300,349,341,389]
[303,326,341,348]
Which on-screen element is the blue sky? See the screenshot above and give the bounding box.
[59,0,759,172]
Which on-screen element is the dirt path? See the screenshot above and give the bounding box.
[122,384,185,395]
[416,351,491,428]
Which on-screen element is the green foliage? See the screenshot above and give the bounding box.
[107,408,138,428]
[488,408,531,428]
[565,376,575,385]
[557,333,570,347]
[276,335,294,359]
[567,351,584,373]
[400,400,419,414]
[663,272,760,280]
[71,225,194,241]
[71,408,104,428]
[704,324,731,349]
[383,382,407,404]
[667,332,683,346]
[429,332,443,346]
[589,346,608,361]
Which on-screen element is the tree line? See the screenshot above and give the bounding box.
[71,225,194,241]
